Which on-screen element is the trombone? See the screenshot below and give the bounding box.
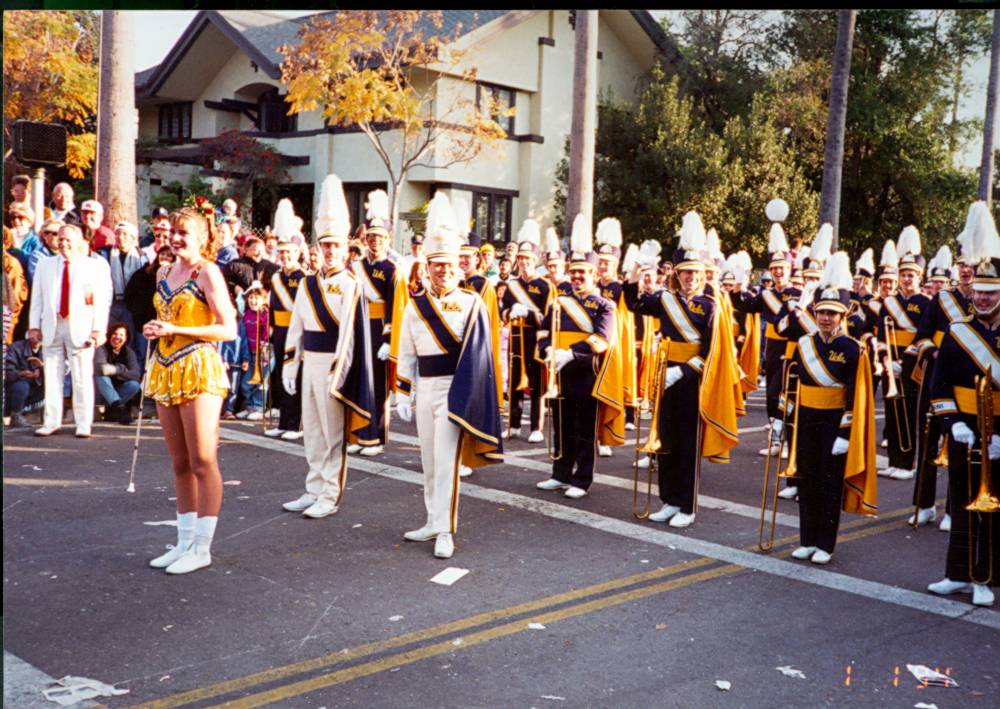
[882,317,913,453]
[758,360,801,552]
[633,340,670,520]
[966,374,1000,584]
[542,297,563,461]
[505,315,530,431]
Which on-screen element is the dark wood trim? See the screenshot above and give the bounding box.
[139,144,309,167]
[200,168,249,179]
[538,36,555,47]
[514,134,544,144]
[597,50,603,60]
[243,128,331,139]
[431,182,519,198]
[204,100,242,113]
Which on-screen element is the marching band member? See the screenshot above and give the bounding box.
[543,227,574,296]
[595,218,637,458]
[927,201,999,607]
[789,252,877,565]
[631,241,664,469]
[848,248,876,340]
[265,200,305,441]
[350,189,406,456]
[535,214,624,498]
[873,228,929,481]
[500,219,549,443]
[625,212,714,528]
[910,243,974,529]
[394,193,504,559]
[722,250,761,397]
[281,175,377,519]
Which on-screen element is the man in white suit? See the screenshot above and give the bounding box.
[29,224,112,437]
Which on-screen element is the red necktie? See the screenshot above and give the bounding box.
[59,258,70,319]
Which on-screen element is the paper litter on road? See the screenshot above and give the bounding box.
[907,665,958,687]
[528,622,546,630]
[143,520,178,527]
[352,524,363,528]
[430,567,469,586]
[775,666,806,679]
[715,680,731,691]
[914,703,939,709]
[223,480,242,486]
[42,675,129,705]
[539,696,566,701]
[389,615,404,622]
[21,464,43,471]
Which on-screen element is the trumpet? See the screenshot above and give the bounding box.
[966,374,1000,584]
[758,360,800,552]
[542,298,563,462]
[633,340,670,520]
[881,317,913,453]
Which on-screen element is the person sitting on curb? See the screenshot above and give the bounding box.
[94,322,142,424]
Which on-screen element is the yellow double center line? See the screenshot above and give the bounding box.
[130,504,925,708]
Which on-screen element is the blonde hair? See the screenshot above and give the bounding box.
[171,207,218,262]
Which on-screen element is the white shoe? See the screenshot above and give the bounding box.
[758,444,780,457]
[434,533,455,559]
[303,499,338,518]
[781,445,788,459]
[280,430,304,441]
[972,584,995,607]
[908,507,937,526]
[235,410,250,419]
[791,545,817,560]
[777,486,798,500]
[536,478,569,491]
[939,514,952,532]
[880,438,888,449]
[564,486,588,499]
[668,512,695,528]
[360,445,383,456]
[625,422,636,431]
[149,541,192,569]
[264,428,286,438]
[598,445,612,458]
[347,444,362,454]
[165,545,212,575]
[502,427,521,440]
[74,427,92,438]
[810,549,832,565]
[246,411,263,421]
[404,526,437,542]
[877,467,894,478]
[927,578,972,595]
[889,467,914,480]
[459,465,472,478]
[527,429,544,444]
[636,455,651,469]
[648,504,680,523]
[282,493,317,512]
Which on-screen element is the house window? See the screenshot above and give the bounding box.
[477,83,515,135]
[344,182,389,232]
[256,89,297,133]
[158,102,192,141]
[472,191,512,244]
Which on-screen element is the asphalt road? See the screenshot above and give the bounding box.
[3,391,999,708]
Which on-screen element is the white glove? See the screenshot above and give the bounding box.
[832,437,850,456]
[282,377,297,396]
[904,345,918,356]
[554,348,574,372]
[771,418,784,436]
[509,303,530,321]
[664,366,683,389]
[891,361,902,377]
[951,421,975,447]
[377,343,390,361]
[397,395,413,423]
[989,434,1000,461]
[100,363,118,377]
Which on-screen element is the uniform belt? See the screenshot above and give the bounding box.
[556,331,589,349]
[303,329,338,353]
[799,384,846,409]
[418,352,459,377]
[784,341,798,359]
[953,386,1000,415]
[273,310,292,327]
[890,330,916,347]
[368,302,386,319]
[933,330,944,347]
[664,341,701,363]
[765,322,786,341]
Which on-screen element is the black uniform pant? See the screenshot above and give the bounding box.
[913,360,945,509]
[551,395,598,490]
[764,338,786,421]
[509,325,543,432]
[945,432,1000,587]
[270,326,302,432]
[656,372,700,514]
[884,360,918,470]
[795,408,846,553]
[369,320,389,445]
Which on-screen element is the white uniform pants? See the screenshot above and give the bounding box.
[301,352,346,505]
[43,319,94,432]
[415,375,462,534]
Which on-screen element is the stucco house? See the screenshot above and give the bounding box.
[135,9,676,246]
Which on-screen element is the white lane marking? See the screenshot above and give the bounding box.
[220,428,1000,631]
[389,432,798,528]
[3,651,100,709]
